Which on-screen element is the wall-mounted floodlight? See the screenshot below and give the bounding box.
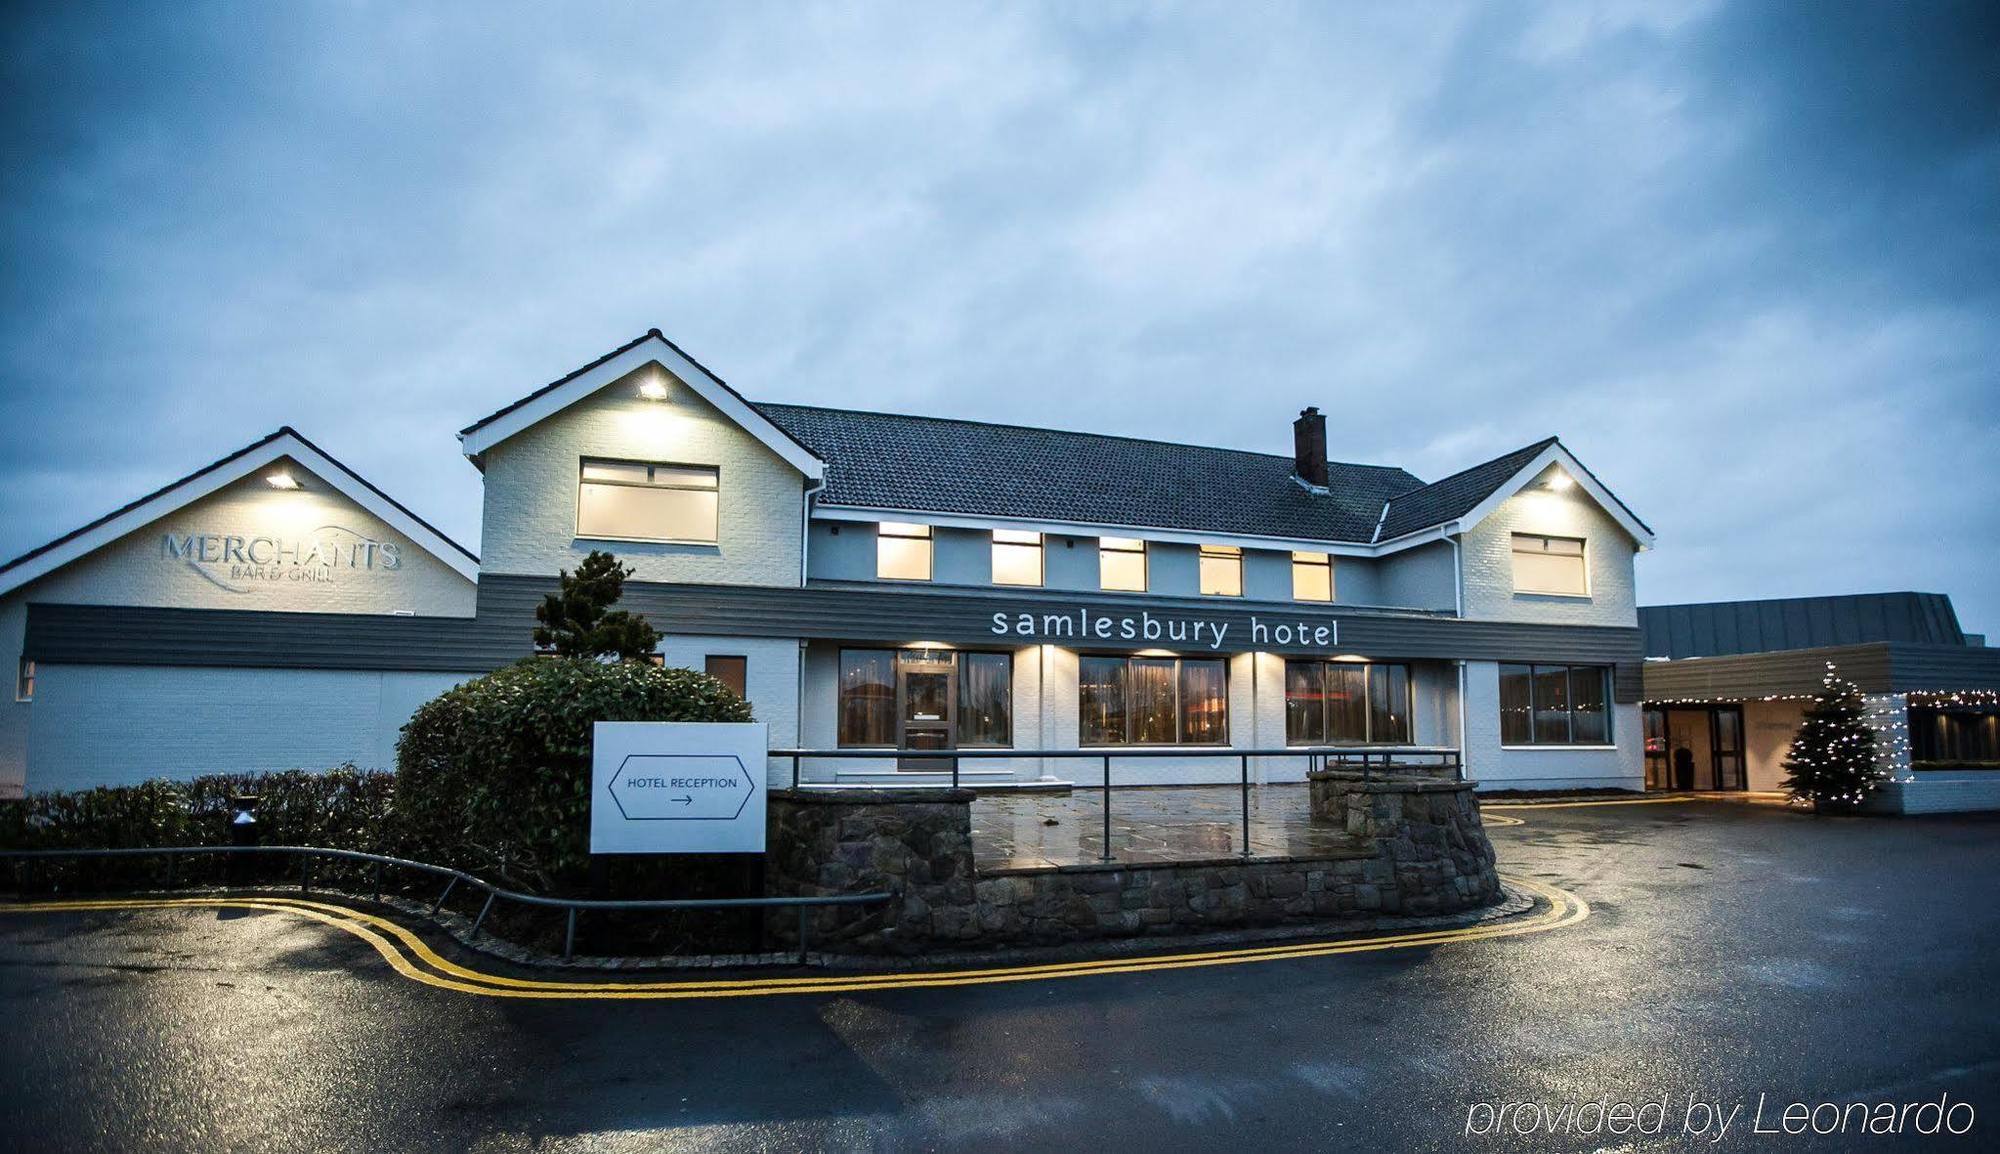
[265,471,300,490]
[638,378,670,401]
[1544,470,1575,492]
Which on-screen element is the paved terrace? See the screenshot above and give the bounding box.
[970,783,1378,872]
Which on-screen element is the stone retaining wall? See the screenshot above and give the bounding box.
[767,775,1502,955]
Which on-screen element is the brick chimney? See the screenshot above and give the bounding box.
[1293,406,1328,489]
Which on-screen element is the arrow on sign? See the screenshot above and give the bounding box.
[606,755,755,821]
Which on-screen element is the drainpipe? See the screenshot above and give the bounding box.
[1450,530,1469,782]
[796,478,825,761]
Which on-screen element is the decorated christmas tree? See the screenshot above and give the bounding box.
[1781,663,1887,812]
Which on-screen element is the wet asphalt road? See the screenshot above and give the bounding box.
[3,801,1999,1153]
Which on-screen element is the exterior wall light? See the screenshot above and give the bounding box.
[638,378,670,401]
[264,471,300,490]
[1545,471,1574,492]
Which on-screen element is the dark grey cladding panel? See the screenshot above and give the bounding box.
[1642,641,2000,701]
[1885,643,2000,692]
[27,575,1648,701]
[1639,593,1966,659]
[485,576,1645,682]
[1643,644,1897,700]
[22,602,524,673]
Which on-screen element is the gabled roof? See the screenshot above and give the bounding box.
[0,428,480,599]
[461,331,1653,554]
[1374,437,1655,549]
[458,330,825,480]
[755,403,1422,544]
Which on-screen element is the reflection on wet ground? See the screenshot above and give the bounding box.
[970,783,1375,871]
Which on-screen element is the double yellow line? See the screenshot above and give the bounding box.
[2,874,1586,1000]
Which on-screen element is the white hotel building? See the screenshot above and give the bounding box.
[2,331,1656,797]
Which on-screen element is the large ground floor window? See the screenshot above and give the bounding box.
[1909,705,2000,766]
[1501,664,1611,745]
[837,648,1013,749]
[1079,656,1227,745]
[1284,661,1410,744]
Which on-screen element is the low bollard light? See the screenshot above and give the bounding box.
[226,795,259,886]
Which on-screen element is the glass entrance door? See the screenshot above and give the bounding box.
[897,657,956,770]
[1651,705,1749,791]
[1711,706,1746,791]
[1644,708,1669,789]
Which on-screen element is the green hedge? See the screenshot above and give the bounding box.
[395,657,753,894]
[0,658,754,935]
[0,766,395,853]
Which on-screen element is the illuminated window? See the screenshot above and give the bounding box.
[576,459,718,543]
[1910,706,2000,766]
[704,655,747,698]
[1099,537,1147,592]
[836,649,1014,749]
[838,649,896,746]
[1079,656,1228,746]
[957,652,1013,747]
[991,530,1043,587]
[1499,664,1610,745]
[1285,661,1409,744]
[1291,552,1333,601]
[876,522,933,581]
[1198,545,1243,597]
[14,658,32,703]
[1511,534,1587,596]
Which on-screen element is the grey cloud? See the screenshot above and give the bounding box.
[2,1,1995,630]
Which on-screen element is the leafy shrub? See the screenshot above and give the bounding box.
[0,766,394,853]
[395,657,752,893]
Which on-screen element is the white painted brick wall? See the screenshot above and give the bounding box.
[477,370,806,586]
[1460,659,1644,791]
[654,634,802,782]
[1459,463,1640,628]
[1,464,477,795]
[24,665,476,792]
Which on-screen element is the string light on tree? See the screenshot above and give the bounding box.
[1781,662,1889,813]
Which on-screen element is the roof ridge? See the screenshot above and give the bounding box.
[1394,435,1560,498]
[754,400,1418,477]
[0,428,295,576]
[0,428,479,580]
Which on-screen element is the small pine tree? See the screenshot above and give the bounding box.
[1781,663,1887,813]
[531,550,661,661]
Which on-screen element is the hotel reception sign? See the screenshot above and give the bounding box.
[590,722,770,854]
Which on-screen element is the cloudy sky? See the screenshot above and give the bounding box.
[4,1,1996,631]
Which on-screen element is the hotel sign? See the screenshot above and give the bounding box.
[987,607,1335,652]
[163,526,402,594]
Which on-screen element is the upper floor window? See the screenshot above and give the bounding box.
[991,530,1044,587]
[1499,663,1611,745]
[1292,551,1333,601]
[1511,534,1587,596]
[1199,544,1243,596]
[1284,661,1409,744]
[576,459,718,544]
[1099,537,1147,592]
[877,522,933,581]
[15,658,33,703]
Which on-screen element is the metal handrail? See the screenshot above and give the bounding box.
[0,843,891,962]
[769,744,1464,862]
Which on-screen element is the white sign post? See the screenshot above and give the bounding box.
[590,721,769,854]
